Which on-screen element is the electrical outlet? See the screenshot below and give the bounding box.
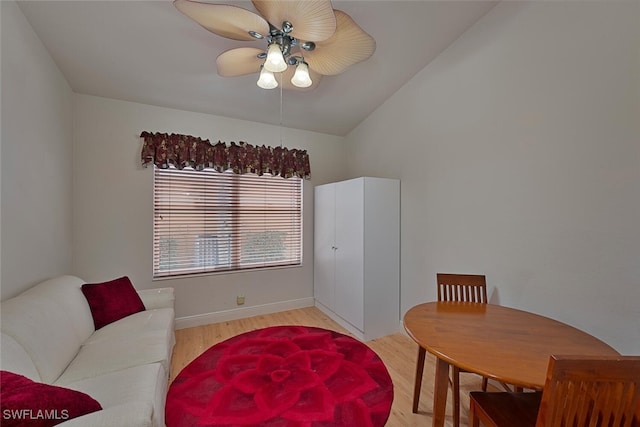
[236,295,245,305]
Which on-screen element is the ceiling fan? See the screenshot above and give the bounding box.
[174,0,376,90]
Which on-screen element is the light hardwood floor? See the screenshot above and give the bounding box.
[170,306,492,427]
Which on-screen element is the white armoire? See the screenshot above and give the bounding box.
[313,177,400,341]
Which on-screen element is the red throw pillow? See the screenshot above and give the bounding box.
[81,276,146,330]
[0,371,102,426]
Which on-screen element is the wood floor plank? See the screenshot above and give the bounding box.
[170,306,492,427]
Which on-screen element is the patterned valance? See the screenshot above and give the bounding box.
[140,132,311,179]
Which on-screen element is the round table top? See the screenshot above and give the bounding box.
[403,302,619,389]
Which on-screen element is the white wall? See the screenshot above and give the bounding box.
[0,1,74,299]
[72,94,346,323]
[345,1,640,354]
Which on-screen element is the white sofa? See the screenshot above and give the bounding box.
[0,275,175,427]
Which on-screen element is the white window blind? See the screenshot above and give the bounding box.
[153,167,302,278]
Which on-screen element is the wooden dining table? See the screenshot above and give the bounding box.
[403,301,620,427]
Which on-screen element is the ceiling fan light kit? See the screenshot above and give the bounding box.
[174,0,376,91]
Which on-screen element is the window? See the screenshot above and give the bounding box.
[153,167,302,278]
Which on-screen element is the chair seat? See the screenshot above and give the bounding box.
[469,391,542,427]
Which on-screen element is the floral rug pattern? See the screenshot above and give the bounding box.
[166,326,393,426]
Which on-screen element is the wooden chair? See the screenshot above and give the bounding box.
[437,273,489,427]
[469,355,640,427]
[437,273,488,304]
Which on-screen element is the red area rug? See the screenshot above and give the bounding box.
[166,326,393,426]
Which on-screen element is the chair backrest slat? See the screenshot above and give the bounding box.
[536,355,640,427]
[437,273,487,304]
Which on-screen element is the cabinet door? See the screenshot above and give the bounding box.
[334,179,364,331]
[313,184,335,308]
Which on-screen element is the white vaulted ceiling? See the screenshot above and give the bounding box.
[16,1,497,136]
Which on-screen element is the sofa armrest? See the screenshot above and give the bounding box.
[138,287,174,310]
[58,402,153,427]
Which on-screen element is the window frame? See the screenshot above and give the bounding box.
[152,166,303,279]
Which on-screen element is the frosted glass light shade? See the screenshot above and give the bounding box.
[291,62,312,88]
[264,43,287,73]
[257,66,278,89]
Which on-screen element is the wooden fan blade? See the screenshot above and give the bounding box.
[304,10,376,76]
[174,0,269,41]
[216,48,263,77]
[252,0,336,42]
[280,66,323,91]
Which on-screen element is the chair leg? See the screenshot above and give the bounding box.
[469,395,480,427]
[452,366,460,427]
[412,346,426,413]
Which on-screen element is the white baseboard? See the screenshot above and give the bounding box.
[175,297,315,330]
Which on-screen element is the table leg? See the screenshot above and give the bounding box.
[412,346,426,413]
[433,357,450,427]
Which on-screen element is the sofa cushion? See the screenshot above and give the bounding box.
[0,276,94,383]
[57,402,154,427]
[55,309,175,385]
[0,370,102,427]
[59,363,167,427]
[82,276,146,330]
[84,308,174,348]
